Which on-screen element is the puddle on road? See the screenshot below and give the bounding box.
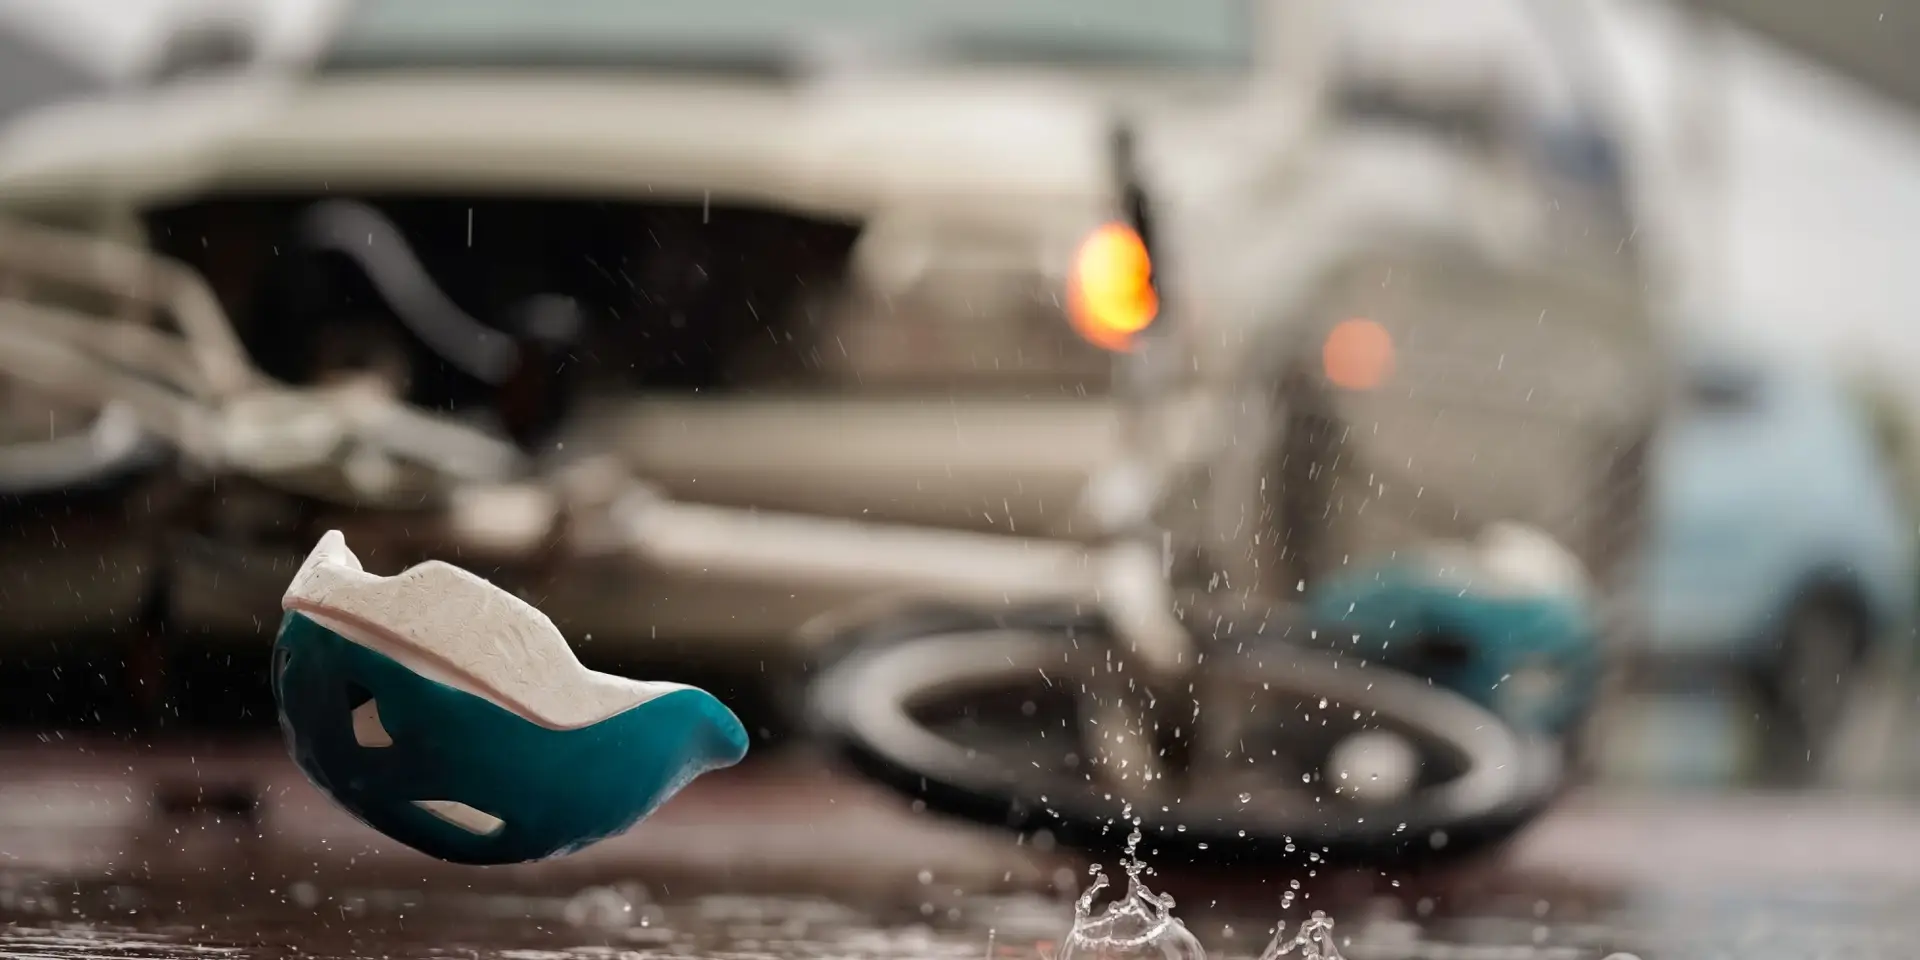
[2,870,1918,960]
[0,870,1602,960]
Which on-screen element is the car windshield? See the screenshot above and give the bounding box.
[319,0,1252,74]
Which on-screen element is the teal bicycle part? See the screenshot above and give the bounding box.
[1306,555,1601,737]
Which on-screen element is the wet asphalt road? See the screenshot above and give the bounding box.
[2,738,1920,959]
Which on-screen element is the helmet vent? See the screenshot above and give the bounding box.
[349,693,394,748]
[414,800,505,836]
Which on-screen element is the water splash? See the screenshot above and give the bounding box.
[1258,911,1343,960]
[1059,805,1344,960]
[563,883,646,931]
[1057,866,1204,960]
[1059,808,1205,960]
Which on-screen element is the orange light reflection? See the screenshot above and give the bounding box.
[1323,317,1394,390]
[1066,222,1158,352]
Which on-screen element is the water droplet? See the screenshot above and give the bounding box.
[1238,792,1253,804]
[287,882,320,909]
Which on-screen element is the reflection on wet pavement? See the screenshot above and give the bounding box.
[5,872,1920,960]
[3,739,1920,959]
[0,876,1612,960]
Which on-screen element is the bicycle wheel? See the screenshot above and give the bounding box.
[808,607,1563,867]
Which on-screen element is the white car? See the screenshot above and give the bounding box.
[0,0,1660,675]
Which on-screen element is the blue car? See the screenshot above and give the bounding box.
[1640,338,1916,766]
[1305,336,1916,764]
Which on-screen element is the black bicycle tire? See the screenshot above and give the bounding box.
[808,607,1562,867]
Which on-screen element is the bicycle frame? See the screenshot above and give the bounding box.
[0,214,1113,592]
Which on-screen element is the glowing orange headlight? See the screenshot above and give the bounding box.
[1323,318,1394,390]
[1066,222,1158,352]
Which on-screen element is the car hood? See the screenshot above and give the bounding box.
[0,70,1129,219]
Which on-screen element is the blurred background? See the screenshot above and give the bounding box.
[2,0,1919,957]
